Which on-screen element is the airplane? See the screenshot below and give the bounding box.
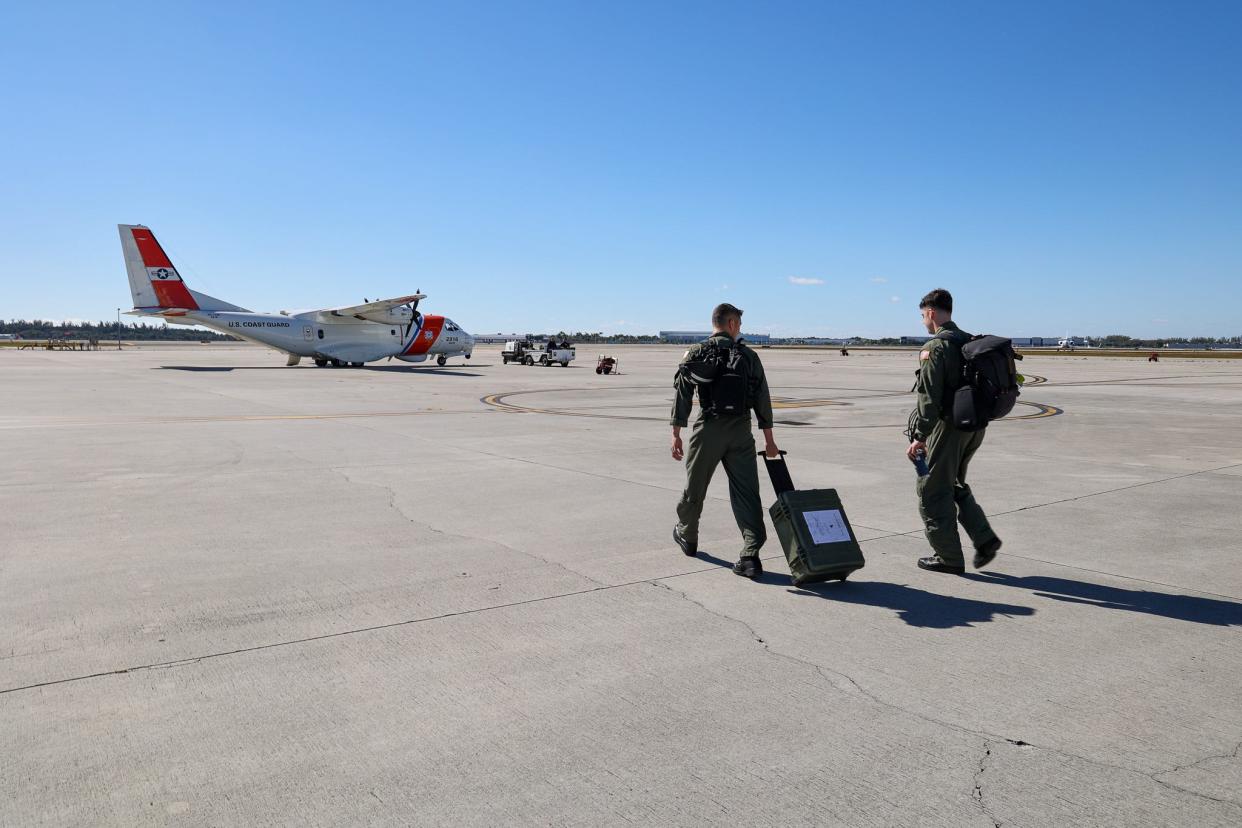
[1057,333,1092,351]
[119,224,473,367]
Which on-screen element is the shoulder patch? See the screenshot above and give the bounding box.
[920,350,931,361]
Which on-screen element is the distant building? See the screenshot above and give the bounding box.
[472,333,536,344]
[660,331,770,344]
[785,337,847,346]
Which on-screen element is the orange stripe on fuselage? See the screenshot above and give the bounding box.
[404,315,444,355]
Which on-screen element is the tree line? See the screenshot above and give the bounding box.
[0,319,237,341]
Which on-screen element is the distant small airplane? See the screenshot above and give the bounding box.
[1057,333,1091,351]
[119,225,473,367]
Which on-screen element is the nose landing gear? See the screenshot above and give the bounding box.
[437,355,447,366]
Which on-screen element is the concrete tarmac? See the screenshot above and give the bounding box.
[2,343,1240,826]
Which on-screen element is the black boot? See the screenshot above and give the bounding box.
[917,556,965,575]
[733,557,763,579]
[973,537,1002,569]
[673,527,697,557]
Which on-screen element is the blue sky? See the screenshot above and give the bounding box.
[2,1,1239,338]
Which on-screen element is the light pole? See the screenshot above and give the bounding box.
[116,308,122,350]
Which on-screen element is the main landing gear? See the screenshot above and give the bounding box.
[313,358,363,368]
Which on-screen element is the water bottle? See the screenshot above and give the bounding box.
[912,448,929,478]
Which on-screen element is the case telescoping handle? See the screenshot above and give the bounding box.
[757,450,794,494]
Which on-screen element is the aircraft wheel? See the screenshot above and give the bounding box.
[350,362,364,367]
[314,358,328,367]
[437,355,447,366]
[330,359,343,367]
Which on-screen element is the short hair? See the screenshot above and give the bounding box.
[919,289,953,314]
[712,303,743,327]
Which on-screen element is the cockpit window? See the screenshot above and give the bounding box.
[445,321,459,332]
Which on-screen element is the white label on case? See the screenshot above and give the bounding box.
[803,509,851,545]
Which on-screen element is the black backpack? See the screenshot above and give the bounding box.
[682,339,749,417]
[940,333,1023,431]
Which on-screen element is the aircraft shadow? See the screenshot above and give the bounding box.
[692,551,1032,628]
[362,366,486,376]
[965,572,1242,626]
[158,365,485,377]
[159,366,241,371]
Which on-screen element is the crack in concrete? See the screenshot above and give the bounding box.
[1155,739,1242,777]
[1149,740,1242,807]
[332,467,607,588]
[972,740,1002,827]
[647,578,1242,816]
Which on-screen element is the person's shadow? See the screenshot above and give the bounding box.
[694,551,1035,629]
[966,572,1242,627]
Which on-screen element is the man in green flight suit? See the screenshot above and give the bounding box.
[670,303,780,579]
[906,289,1003,574]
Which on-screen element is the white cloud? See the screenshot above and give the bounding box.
[721,283,730,290]
[1151,318,1169,325]
[870,277,888,284]
[788,276,825,286]
[889,296,902,303]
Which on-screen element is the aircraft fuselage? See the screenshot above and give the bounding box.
[171,310,473,365]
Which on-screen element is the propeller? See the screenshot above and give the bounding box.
[400,289,422,343]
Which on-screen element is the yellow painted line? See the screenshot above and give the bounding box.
[1007,402,1063,420]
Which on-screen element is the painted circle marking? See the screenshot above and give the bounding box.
[481,386,1063,428]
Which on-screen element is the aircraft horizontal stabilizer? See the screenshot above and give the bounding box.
[126,307,194,316]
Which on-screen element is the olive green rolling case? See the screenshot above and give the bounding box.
[760,452,865,586]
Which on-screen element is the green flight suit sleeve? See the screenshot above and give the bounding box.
[911,339,948,440]
[670,345,700,427]
[748,350,774,430]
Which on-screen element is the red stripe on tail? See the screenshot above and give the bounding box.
[153,281,198,309]
[132,228,174,268]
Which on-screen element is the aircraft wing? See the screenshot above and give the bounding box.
[306,294,425,322]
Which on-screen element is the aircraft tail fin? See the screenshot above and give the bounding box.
[118,225,249,313]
